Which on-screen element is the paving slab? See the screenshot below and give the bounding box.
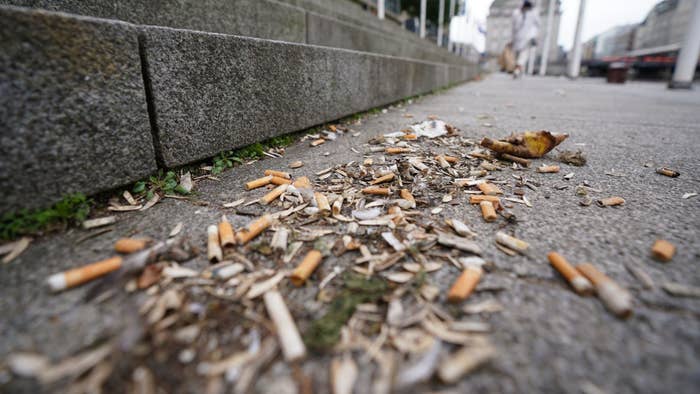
[1,74,699,393]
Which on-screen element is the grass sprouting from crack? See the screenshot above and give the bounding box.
[0,194,91,240]
[304,273,388,351]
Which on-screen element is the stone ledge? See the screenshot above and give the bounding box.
[140,26,475,167]
[0,5,156,213]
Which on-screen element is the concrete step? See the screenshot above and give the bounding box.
[0,0,468,65]
[0,5,479,213]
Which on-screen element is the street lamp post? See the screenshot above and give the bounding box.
[420,0,427,38]
[438,0,445,46]
[669,0,700,89]
[567,0,586,78]
[377,0,385,20]
[448,0,456,52]
[539,0,556,76]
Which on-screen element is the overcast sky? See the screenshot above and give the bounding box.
[470,0,661,50]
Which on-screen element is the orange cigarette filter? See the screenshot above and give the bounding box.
[477,182,503,196]
[480,201,497,222]
[400,189,415,205]
[436,155,450,168]
[362,187,391,196]
[547,252,593,295]
[114,238,150,254]
[402,134,417,140]
[370,173,395,185]
[47,256,123,291]
[385,147,411,154]
[469,195,501,206]
[447,266,483,302]
[310,139,325,147]
[236,214,272,244]
[218,216,236,247]
[443,155,459,163]
[245,175,273,190]
[290,250,323,286]
[261,184,288,205]
[314,192,331,212]
[270,176,293,185]
[597,197,625,206]
[651,239,675,262]
[264,170,291,179]
[293,176,311,189]
[537,165,560,173]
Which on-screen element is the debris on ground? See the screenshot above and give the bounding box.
[480,130,568,159]
[557,150,587,166]
[6,114,678,392]
[651,239,676,262]
[656,167,680,177]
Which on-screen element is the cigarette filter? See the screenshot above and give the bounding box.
[290,250,323,286]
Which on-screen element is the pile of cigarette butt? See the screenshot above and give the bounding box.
[5,118,690,393]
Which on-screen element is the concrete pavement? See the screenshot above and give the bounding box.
[1,74,699,393]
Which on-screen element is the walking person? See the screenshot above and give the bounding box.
[511,1,540,78]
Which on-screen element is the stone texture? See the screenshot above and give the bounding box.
[0,6,156,213]
[306,12,463,66]
[140,27,474,167]
[0,0,307,42]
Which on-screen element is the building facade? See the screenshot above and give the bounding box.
[633,0,694,51]
[486,0,561,63]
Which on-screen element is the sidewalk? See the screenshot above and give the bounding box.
[2,74,699,393]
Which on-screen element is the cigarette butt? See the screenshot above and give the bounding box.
[114,238,150,254]
[536,165,560,173]
[478,182,503,196]
[656,167,680,177]
[314,192,330,213]
[264,170,291,179]
[596,196,625,207]
[447,266,483,302]
[270,176,293,185]
[443,155,459,163]
[207,225,223,262]
[499,153,531,167]
[495,232,528,253]
[261,184,288,205]
[310,139,325,147]
[370,173,395,185]
[290,250,323,286]
[402,134,417,140]
[263,290,307,361]
[438,344,495,383]
[385,147,411,154]
[576,263,633,318]
[218,216,236,247]
[479,201,497,222]
[400,189,416,208]
[436,155,450,168]
[293,176,311,189]
[245,176,273,190]
[362,187,391,196]
[547,252,594,295]
[651,239,675,262]
[329,125,337,132]
[469,195,501,209]
[236,214,272,245]
[47,256,123,291]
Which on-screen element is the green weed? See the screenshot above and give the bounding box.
[304,273,388,351]
[0,194,91,240]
